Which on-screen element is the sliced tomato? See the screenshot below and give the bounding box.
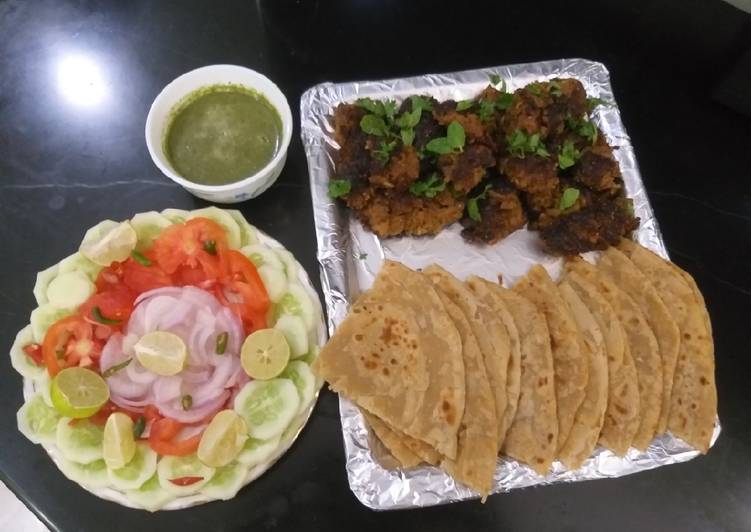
[169,476,204,486]
[22,343,44,366]
[122,256,173,293]
[143,404,162,423]
[173,264,211,287]
[42,316,101,377]
[152,218,228,278]
[213,249,270,333]
[79,285,136,329]
[89,401,140,425]
[95,262,125,292]
[148,417,202,456]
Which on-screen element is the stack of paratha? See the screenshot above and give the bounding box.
[314,240,717,499]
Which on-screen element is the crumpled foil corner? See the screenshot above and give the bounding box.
[300,58,721,510]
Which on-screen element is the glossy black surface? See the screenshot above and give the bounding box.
[1,1,750,531]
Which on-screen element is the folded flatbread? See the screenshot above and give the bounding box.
[618,240,716,452]
[466,276,522,450]
[563,270,640,455]
[557,281,609,469]
[431,290,498,499]
[514,265,588,450]
[492,283,557,475]
[362,410,422,468]
[566,258,662,450]
[314,260,465,459]
[424,265,511,453]
[598,247,681,434]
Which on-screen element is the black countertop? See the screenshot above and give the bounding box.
[1,1,750,531]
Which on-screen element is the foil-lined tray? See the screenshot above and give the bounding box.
[300,58,720,510]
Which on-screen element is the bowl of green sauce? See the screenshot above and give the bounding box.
[145,65,292,203]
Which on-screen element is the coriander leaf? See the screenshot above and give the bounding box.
[446,121,466,150]
[372,139,397,163]
[478,100,496,122]
[456,100,473,111]
[396,107,422,129]
[527,82,543,97]
[410,95,433,112]
[625,198,635,217]
[328,179,351,198]
[409,173,446,198]
[358,252,368,260]
[425,137,452,154]
[467,197,481,221]
[489,74,501,86]
[559,187,580,210]
[550,79,562,97]
[507,129,528,157]
[355,98,383,116]
[535,145,550,157]
[360,114,387,136]
[557,140,580,169]
[578,120,598,144]
[382,100,397,122]
[401,128,415,146]
[587,97,608,111]
[495,92,513,110]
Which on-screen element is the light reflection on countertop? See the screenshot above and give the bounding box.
[55,53,108,108]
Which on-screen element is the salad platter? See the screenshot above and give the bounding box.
[10,207,324,511]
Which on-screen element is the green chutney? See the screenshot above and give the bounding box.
[164,84,283,186]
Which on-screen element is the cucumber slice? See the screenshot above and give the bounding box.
[108,442,158,490]
[161,208,190,224]
[130,211,173,252]
[281,361,316,415]
[188,207,242,249]
[56,418,104,464]
[58,252,102,281]
[157,454,215,496]
[58,458,110,488]
[30,304,73,343]
[274,248,299,281]
[240,244,283,270]
[275,284,316,331]
[199,462,248,500]
[274,315,308,359]
[126,474,176,512]
[258,265,287,303]
[10,325,46,380]
[226,209,259,246]
[298,346,320,366]
[33,263,59,305]
[236,434,281,467]
[17,394,61,444]
[234,379,300,440]
[46,271,95,310]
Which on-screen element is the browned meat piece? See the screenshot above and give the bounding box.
[335,129,376,182]
[414,112,442,152]
[544,79,588,137]
[462,187,527,244]
[477,85,502,103]
[502,155,558,195]
[345,186,464,237]
[368,146,420,191]
[432,101,487,143]
[539,196,639,255]
[501,85,551,138]
[523,188,559,216]
[574,143,621,192]
[333,104,366,146]
[438,145,495,193]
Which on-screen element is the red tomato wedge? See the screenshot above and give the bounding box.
[121,256,173,293]
[22,343,44,366]
[42,316,102,377]
[215,249,270,333]
[169,476,204,486]
[152,218,228,278]
[148,417,202,456]
[78,285,136,329]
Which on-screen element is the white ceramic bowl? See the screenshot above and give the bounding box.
[145,65,292,203]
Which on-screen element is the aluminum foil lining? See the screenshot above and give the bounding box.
[300,58,721,510]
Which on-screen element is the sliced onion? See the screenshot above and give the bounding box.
[154,375,183,403]
[157,391,230,424]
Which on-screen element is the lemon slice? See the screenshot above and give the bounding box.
[240,329,290,380]
[50,367,110,418]
[103,412,136,469]
[197,410,249,467]
[80,220,138,266]
[134,331,187,376]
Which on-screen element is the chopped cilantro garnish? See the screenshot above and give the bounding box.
[409,173,446,198]
[507,129,550,158]
[372,139,397,163]
[566,115,598,144]
[478,100,496,122]
[550,80,562,97]
[489,74,501,86]
[587,97,609,111]
[495,92,513,110]
[328,179,351,198]
[467,184,492,222]
[360,114,388,136]
[557,140,581,170]
[456,100,473,112]
[396,107,422,129]
[527,82,544,97]
[409,95,433,113]
[559,187,580,210]
[426,121,465,155]
[401,128,415,146]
